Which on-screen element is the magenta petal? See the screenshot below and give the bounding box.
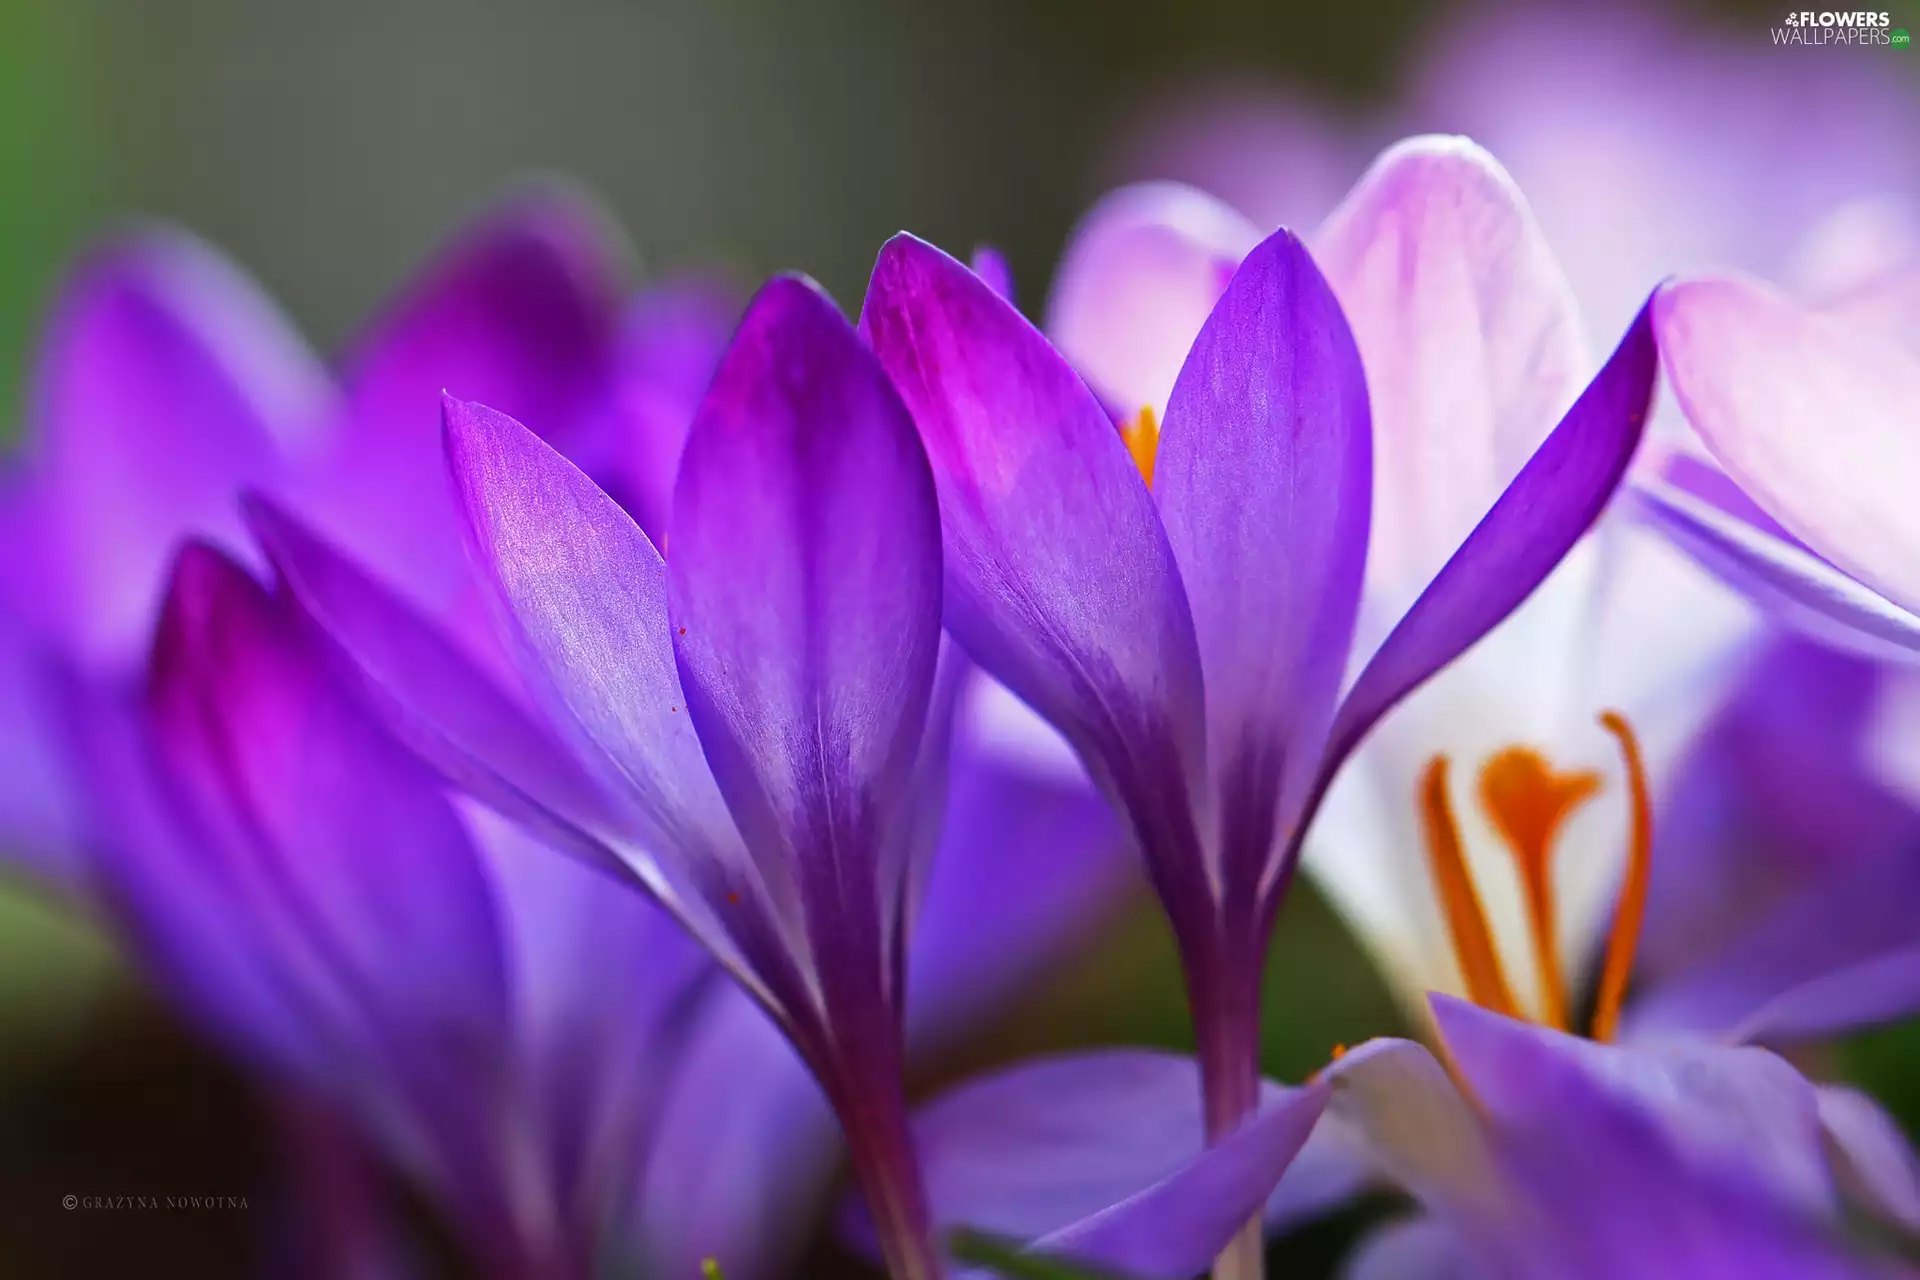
[143,545,512,1054]
[669,273,943,997]
[22,228,330,661]
[970,246,1016,303]
[243,493,643,883]
[574,280,738,545]
[442,395,748,968]
[1154,228,1370,880]
[342,186,624,452]
[1323,299,1657,774]
[1632,479,1920,659]
[863,234,1208,909]
[313,190,627,614]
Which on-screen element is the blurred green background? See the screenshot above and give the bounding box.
[0,0,1911,1275]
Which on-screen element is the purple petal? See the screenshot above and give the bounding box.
[1658,274,1920,615]
[0,614,86,883]
[1633,848,1920,1043]
[1638,636,1920,990]
[636,985,838,1280]
[1321,297,1656,779]
[308,190,626,616]
[1045,183,1260,415]
[1631,479,1920,659]
[904,742,1132,1054]
[142,544,513,1058]
[1470,1021,1884,1280]
[668,273,943,1010]
[20,228,330,662]
[69,675,335,1086]
[1153,228,1370,883]
[468,806,713,1228]
[1317,1037,1503,1225]
[82,545,522,1228]
[970,246,1016,304]
[862,234,1210,919]
[1818,1085,1920,1236]
[568,279,739,545]
[1432,996,1837,1219]
[1031,1082,1329,1279]
[242,493,639,882]
[1733,944,1920,1048]
[1312,136,1590,633]
[1342,1217,1478,1280]
[896,1049,1327,1277]
[441,396,751,976]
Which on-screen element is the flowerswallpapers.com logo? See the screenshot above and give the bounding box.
[1773,10,1905,44]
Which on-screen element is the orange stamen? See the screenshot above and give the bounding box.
[1477,748,1601,1030]
[1590,711,1652,1042]
[1418,756,1521,1019]
[1121,405,1159,487]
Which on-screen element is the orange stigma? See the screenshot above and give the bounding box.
[1418,757,1521,1019]
[1478,749,1601,1030]
[1590,711,1652,1042]
[1121,405,1160,487]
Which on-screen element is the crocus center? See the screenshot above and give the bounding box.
[1417,711,1652,1041]
[1121,405,1160,487]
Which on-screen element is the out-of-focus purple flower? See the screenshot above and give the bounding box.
[860,134,1656,1278]
[71,541,714,1278]
[1114,6,1920,351]
[1640,272,1920,664]
[0,187,665,886]
[1634,636,1920,1040]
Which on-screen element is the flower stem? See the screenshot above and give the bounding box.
[1188,923,1268,1280]
[829,1066,944,1280]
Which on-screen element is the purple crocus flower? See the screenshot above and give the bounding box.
[1623,271,1920,1028]
[71,541,715,1277]
[1043,138,1760,1035]
[0,186,649,887]
[857,135,1656,1278]
[1115,5,1919,355]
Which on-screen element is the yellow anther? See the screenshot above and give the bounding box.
[1590,712,1652,1042]
[1121,405,1160,487]
[1418,756,1522,1020]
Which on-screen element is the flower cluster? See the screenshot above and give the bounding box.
[2,22,1918,1280]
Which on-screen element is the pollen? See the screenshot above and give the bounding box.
[1478,748,1601,1030]
[1121,405,1160,487]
